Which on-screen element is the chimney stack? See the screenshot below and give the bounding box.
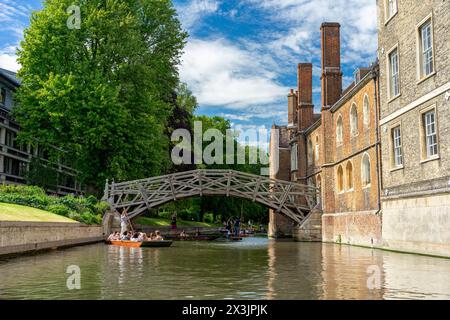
[287,89,297,127]
[321,22,342,109]
[297,63,314,131]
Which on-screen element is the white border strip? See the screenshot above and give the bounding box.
[380,81,450,125]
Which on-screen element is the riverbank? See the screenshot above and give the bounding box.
[0,202,104,257]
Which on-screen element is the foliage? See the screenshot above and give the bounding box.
[25,158,58,191]
[14,0,188,193]
[0,185,107,224]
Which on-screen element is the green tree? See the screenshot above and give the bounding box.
[14,0,187,194]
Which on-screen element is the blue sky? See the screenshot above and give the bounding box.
[0,0,378,141]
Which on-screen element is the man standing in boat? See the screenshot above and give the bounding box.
[120,210,129,235]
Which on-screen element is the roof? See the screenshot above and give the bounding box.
[0,68,21,87]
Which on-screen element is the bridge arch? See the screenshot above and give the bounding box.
[103,170,320,225]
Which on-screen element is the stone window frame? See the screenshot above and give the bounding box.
[345,160,354,192]
[384,0,398,26]
[416,12,436,84]
[386,43,401,102]
[307,138,313,165]
[291,142,298,172]
[336,165,344,194]
[388,121,404,171]
[336,114,343,146]
[419,104,440,164]
[315,135,320,163]
[363,93,370,128]
[361,152,371,189]
[350,102,359,137]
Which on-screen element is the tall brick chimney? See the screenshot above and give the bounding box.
[287,89,297,127]
[297,63,314,131]
[321,22,342,109]
[320,22,342,214]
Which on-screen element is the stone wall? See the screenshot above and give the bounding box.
[0,222,104,256]
[382,192,450,257]
[322,210,382,247]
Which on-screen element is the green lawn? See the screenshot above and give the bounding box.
[0,202,79,223]
[134,217,221,228]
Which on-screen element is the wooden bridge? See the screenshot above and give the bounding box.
[102,169,319,225]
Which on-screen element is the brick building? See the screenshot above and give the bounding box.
[269,0,450,258]
[0,68,83,195]
[269,23,383,245]
[377,0,450,256]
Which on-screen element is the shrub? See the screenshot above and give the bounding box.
[0,185,106,225]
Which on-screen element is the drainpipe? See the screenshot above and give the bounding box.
[373,66,383,216]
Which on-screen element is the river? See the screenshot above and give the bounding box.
[0,238,449,300]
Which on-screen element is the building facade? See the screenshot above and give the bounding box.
[270,0,450,257]
[270,23,383,246]
[377,0,450,256]
[0,68,83,195]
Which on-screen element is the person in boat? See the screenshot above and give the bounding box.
[107,232,116,242]
[131,232,140,242]
[121,231,130,241]
[171,214,177,231]
[120,210,129,235]
[180,230,189,239]
[148,232,155,240]
[138,232,148,242]
[154,231,164,241]
[234,218,241,238]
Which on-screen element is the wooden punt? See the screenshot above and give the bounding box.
[108,240,173,248]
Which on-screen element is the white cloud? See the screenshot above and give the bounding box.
[180,38,287,110]
[0,46,20,72]
[177,0,220,30]
[247,0,377,66]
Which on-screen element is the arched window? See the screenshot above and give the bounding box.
[307,138,313,164]
[346,161,353,190]
[361,153,371,187]
[316,174,322,191]
[315,136,320,163]
[336,115,343,145]
[337,165,344,193]
[363,94,370,127]
[350,103,358,136]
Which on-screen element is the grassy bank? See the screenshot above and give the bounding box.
[0,185,108,225]
[0,202,79,223]
[134,217,221,228]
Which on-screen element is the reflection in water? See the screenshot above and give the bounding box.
[0,239,449,300]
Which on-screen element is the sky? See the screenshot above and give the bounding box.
[0,0,378,138]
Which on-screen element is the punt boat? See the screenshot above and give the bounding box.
[107,240,173,248]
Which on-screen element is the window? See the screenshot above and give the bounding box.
[0,87,6,106]
[386,0,397,20]
[336,115,343,145]
[5,129,15,148]
[418,19,434,78]
[361,153,371,187]
[350,104,358,136]
[392,126,403,167]
[363,94,370,127]
[307,138,313,164]
[337,165,344,193]
[291,143,298,171]
[423,110,438,158]
[315,136,319,163]
[389,48,400,98]
[346,161,353,190]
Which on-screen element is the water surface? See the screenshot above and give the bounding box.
[0,238,449,300]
